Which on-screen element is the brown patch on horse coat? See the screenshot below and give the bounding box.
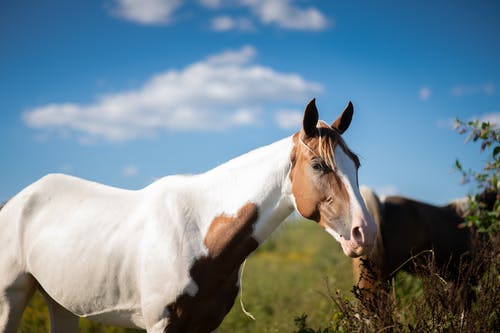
[166,203,259,332]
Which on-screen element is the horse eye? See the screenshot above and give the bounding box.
[312,161,329,172]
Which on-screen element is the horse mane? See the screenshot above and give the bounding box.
[316,122,360,170]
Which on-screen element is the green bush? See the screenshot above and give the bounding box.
[454,118,499,234]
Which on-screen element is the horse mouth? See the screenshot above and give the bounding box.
[340,238,375,258]
[323,226,360,257]
[323,224,375,258]
[341,243,364,258]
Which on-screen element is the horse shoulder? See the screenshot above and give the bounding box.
[138,180,209,321]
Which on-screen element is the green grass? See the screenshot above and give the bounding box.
[219,220,353,332]
[20,219,354,332]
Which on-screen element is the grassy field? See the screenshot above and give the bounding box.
[219,219,354,332]
[20,219,355,332]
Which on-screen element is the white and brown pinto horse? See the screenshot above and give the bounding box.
[0,99,376,333]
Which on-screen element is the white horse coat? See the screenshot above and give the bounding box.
[0,100,377,332]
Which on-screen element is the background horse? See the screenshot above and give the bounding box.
[353,186,496,301]
[0,99,376,333]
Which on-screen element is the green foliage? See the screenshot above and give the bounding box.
[293,314,335,333]
[295,236,499,333]
[19,292,50,332]
[454,118,499,234]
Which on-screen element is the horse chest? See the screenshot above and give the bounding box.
[165,202,260,332]
[166,269,240,332]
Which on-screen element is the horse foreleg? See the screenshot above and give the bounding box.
[40,291,78,333]
[0,274,37,333]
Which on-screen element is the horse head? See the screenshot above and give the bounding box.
[289,99,377,257]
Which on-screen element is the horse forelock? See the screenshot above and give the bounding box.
[312,122,360,170]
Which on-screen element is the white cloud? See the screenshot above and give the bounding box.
[23,46,322,143]
[211,16,234,31]
[199,0,222,9]
[436,117,457,129]
[419,86,431,101]
[211,16,255,32]
[122,164,139,177]
[206,45,256,65]
[274,110,302,129]
[376,185,399,198]
[436,111,500,130]
[230,108,261,125]
[242,0,330,30]
[475,112,500,126]
[108,0,182,25]
[451,83,495,97]
[201,0,330,31]
[107,0,330,31]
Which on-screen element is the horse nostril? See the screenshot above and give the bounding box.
[351,226,364,244]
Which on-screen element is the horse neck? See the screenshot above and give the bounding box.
[195,136,295,243]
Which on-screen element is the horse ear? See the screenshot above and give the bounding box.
[303,98,319,137]
[332,101,354,134]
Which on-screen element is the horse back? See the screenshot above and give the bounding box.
[0,173,149,326]
[381,196,468,275]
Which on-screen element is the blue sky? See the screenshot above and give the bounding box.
[1,0,499,204]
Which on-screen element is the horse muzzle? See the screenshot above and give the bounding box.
[340,237,375,258]
[343,216,377,257]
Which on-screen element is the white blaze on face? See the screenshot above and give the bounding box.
[333,144,376,257]
[334,145,362,220]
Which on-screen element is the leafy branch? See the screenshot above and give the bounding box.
[454,118,499,234]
